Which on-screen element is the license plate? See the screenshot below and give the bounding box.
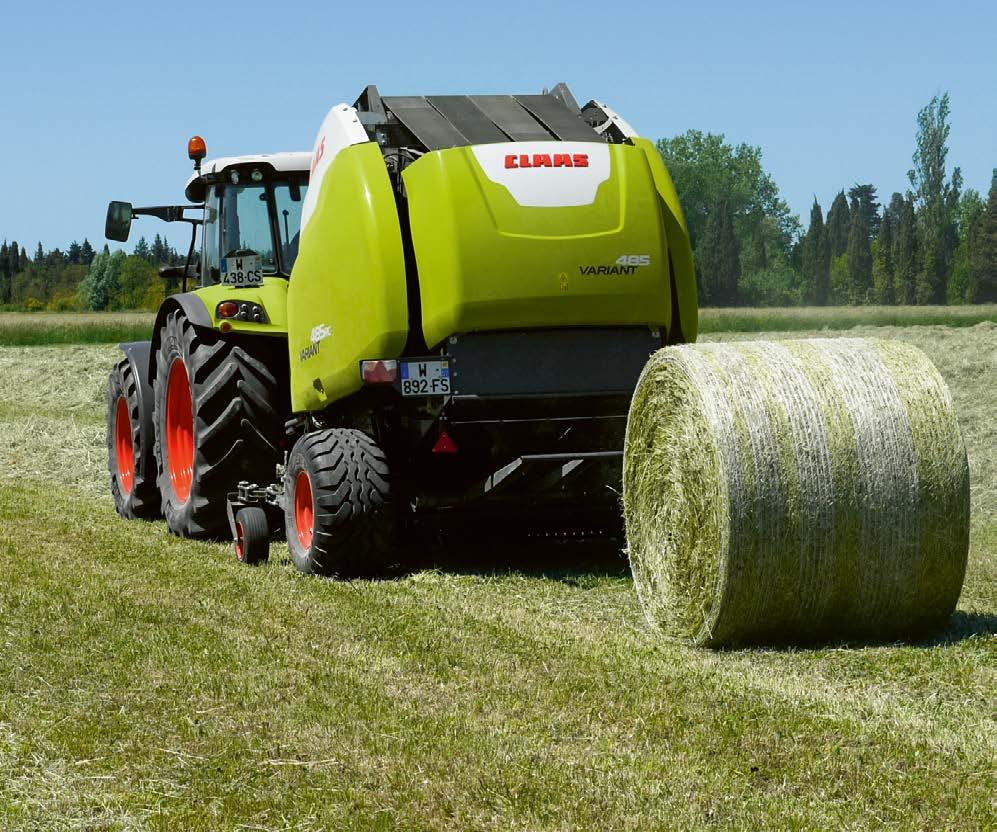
[399,360,451,397]
[221,254,263,287]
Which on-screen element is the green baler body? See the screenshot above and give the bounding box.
[267,137,695,413]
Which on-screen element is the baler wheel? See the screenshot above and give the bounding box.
[284,429,395,577]
[106,359,160,519]
[153,308,284,538]
[234,507,270,565]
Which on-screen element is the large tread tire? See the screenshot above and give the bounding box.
[284,429,395,578]
[153,309,284,538]
[106,359,160,519]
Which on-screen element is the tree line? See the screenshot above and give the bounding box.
[657,92,995,306]
[0,234,182,312]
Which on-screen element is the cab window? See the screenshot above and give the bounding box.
[201,192,221,284]
[274,180,307,272]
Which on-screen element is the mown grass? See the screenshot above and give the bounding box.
[1,305,995,346]
[0,323,993,829]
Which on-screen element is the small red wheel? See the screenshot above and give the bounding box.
[234,507,269,565]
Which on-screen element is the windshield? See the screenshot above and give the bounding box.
[221,184,276,271]
[216,175,308,276]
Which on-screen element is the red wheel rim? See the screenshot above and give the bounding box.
[114,396,135,495]
[294,471,314,550]
[235,521,246,561]
[165,358,194,503]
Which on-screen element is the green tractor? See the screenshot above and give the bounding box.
[105,83,697,575]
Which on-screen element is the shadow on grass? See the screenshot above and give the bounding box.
[404,524,632,582]
[920,610,997,645]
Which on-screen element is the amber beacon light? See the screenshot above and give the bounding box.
[187,135,207,170]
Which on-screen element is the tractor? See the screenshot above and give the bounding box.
[104,83,697,575]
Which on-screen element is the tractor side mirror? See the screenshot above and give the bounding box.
[105,201,133,242]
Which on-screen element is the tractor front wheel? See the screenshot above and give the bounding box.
[153,309,284,537]
[284,429,395,577]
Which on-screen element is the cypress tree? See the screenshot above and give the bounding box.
[826,191,851,257]
[0,241,9,305]
[971,171,997,303]
[847,208,873,303]
[894,195,919,304]
[698,199,741,306]
[10,241,20,274]
[801,199,830,305]
[848,184,882,238]
[872,211,896,304]
[35,241,44,262]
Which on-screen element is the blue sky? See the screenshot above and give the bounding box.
[1,0,993,252]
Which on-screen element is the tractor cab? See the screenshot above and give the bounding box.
[185,151,311,285]
[105,137,311,289]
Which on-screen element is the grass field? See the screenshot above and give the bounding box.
[2,304,995,346]
[0,314,993,830]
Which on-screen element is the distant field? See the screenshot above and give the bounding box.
[0,321,993,829]
[0,312,154,346]
[1,306,995,346]
[698,303,997,333]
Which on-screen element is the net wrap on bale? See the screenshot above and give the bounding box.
[623,338,969,648]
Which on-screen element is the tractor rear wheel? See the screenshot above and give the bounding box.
[284,429,395,577]
[153,309,284,537]
[106,359,160,519]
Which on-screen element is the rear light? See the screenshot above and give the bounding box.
[216,300,267,323]
[432,432,458,454]
[361,360,398,384]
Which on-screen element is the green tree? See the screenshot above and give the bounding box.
[847,208,873,303]
[848,184,881,238]
[10,241,21,275]
[697,199,741,306]
[872,210,896,304]
[909,93,962,303]
[894,194,919,304]
[0,241,9,305]
[80,239,95,265]
[948,189,985,303]
[134,236,151,261]
[80,249,126,311]
[115,255,159,309]
[826,191,851,257]
[656,131,800,284]
[800,198,830,304]
[829,253,850,304]
[970,172,997,303]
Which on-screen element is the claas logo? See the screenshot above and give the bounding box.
[504,153,589,169]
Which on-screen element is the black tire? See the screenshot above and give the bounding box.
[284,429,395,577]
[234,507,270,565]
[106,358,160,519]
[153,309,284,538]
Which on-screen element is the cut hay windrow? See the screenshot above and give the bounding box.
[623,338,970,648]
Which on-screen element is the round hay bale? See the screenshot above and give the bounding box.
[623,338,970,648]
